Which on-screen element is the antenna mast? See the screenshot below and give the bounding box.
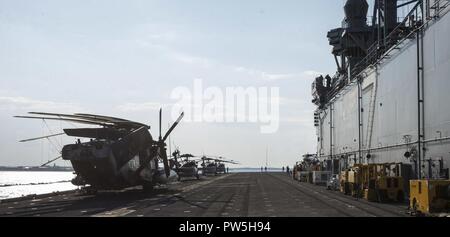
[265,146,268,168]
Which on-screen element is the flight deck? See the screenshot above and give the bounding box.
[0,173,408,217]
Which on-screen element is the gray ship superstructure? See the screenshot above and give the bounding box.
[312,0,450,179]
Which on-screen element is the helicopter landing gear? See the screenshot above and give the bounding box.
[80,186,98,195]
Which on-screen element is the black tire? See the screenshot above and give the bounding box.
[412,198,418,212]
[196,174,200,180]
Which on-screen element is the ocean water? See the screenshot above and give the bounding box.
[0,171,77,200]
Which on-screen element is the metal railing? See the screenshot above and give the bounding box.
[316,135,450,160]
[325,0,449,104]
[351,0,424,79]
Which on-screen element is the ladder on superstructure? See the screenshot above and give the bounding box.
[365,78,378,154]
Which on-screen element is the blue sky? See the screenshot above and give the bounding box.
[0,0,347,167]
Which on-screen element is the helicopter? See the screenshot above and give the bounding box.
[170,150,200,181]
[216,162,227,174]
[15,109,183,193]
[200,156,239,176]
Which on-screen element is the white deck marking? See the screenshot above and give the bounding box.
[180,174,231,193]
[92,207,136,217]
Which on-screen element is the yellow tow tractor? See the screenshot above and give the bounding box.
[410,180,450,215]
[348,165,363,197]
[361,163,405,202]
[340,163,406,202]
[339,170,349,194]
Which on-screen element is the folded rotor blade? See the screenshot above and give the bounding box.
[40,156,62,167]
[30,112,150,129]
[14,116,111,127]
[73,113,131,122]
[19,133,65,143]
[29,112,115,123]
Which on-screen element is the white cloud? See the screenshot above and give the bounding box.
[233,66,323,82]
[170,53,214,68]
[279,97,307,106]
[133,28,321,83]
[0,96,83,112]
[135,37,214,69]
[116,102,164,112]
[146,31,178,42]
[303,70,323,77]
[233,66,294,81]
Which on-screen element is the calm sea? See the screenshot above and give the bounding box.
[0,171,76,200]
